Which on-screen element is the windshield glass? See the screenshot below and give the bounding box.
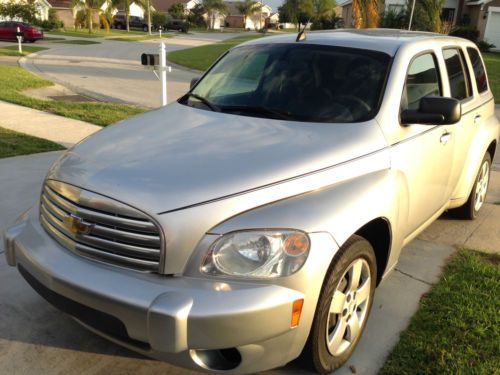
[181,44,391,123]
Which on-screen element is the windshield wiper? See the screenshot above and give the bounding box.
[219,105,292,120]
[183,93,220,112]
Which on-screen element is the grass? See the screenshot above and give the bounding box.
[379,250,500,375]
[0,65,143,126]
[0,45,47,56]
[106,33,174,42]
[0,127,65,159]
[167,34,265,71]
[52,39,101,45]
[483,52,499,102]
[47,28,172,40]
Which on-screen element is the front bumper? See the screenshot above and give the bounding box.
[3,207,337,373]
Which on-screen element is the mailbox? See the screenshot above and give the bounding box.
[141,53,159,66]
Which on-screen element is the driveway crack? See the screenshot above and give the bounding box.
[394,268,433,286]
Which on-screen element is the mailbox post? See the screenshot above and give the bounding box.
[16,27,23,54]
[140,42,171,107]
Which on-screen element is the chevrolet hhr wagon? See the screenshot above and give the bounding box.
[4,30,499,373]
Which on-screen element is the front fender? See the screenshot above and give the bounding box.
[211,168,402,270]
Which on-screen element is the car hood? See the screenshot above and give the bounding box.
[47,103,388,214]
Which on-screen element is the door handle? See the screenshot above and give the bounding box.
[474,115,481,124]
[440,131,451,145]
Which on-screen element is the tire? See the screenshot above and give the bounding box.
[302,235,377,374]
[450,152,492,220]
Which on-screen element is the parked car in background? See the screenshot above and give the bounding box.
[164,18,189,33]
[0,21,43,42]
[4,30,499,374]
[112,13,150,32]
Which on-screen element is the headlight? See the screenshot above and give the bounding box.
[200,230,310,278]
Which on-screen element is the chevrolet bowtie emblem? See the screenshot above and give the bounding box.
[63,214,94,235]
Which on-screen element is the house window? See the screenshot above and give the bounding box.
[441,8,455,22]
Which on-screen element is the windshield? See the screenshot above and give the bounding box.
[181,44,391,123]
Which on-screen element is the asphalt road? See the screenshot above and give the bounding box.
[10,32,247,108]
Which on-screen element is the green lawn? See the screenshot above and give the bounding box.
[0,45,47,56]
[0,127,65,159]
[484,52,499,102]
[379,250,499,375]
[167,34,264,71]
[106,33,174,42]
[48,28,173,40]
[52,39,101,45]
[0,65,143,126]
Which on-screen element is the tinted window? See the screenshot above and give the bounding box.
[467,47,488,93]
[186,45,391,123]
[443,48,471,100]
[402,53,441,110]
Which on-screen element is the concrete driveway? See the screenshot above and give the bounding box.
[9,32,246,108]
[0,152,473,375]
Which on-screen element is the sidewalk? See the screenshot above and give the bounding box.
[0,100,100,148]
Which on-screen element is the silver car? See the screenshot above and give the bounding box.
[3,30,499,374]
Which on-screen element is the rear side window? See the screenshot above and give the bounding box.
[467,47,488,93]
[402,53,441,110]
[443,48,471,100]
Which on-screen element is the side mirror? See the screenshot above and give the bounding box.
[190,77,200,89]
[401,96,461,125]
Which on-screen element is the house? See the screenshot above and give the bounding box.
[224,1,272,29]
[46,0,74,27]
[0,0,52,21]
[460,0,500,48]
[151,0,199,13]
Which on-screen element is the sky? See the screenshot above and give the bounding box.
[263,0,283,12]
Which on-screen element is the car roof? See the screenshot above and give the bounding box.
[240,29,466,56]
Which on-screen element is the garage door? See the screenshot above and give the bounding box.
[485,7,500,51]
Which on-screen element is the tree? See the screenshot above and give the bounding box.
[71,0,106,33]
[188,3,205,26]
[169,3,185,19]
[278,0,314,30]
[202,0,227,30]
[236,0,261,29]
[0,0,39,23]
[352,0,379,28]
[411,0,445,32]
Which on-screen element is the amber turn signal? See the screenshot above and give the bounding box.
[291,299,304,328]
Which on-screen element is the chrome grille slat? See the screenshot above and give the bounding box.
[43,185,157,233]
[41,194,161,247]
[40,180,163,272]
[40,216,159,271]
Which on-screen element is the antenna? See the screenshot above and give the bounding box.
[296,19,310,42]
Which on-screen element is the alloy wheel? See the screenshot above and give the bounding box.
[326,258,371,356]
[474,160,490,212]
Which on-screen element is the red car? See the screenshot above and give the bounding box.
[0,21,43,42]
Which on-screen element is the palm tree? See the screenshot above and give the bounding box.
[71,0,106,33]
[111,0,131,31]
[135,0,153,34]
[351,0,379,28]
[203,0,227,30]
[236,0,261,29]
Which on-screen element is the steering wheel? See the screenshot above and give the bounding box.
[332,95,371,113]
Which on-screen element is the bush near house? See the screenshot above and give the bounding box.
[33,8,64,31]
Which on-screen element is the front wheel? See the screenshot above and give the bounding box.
[302,235,377,373]
[451,152,491,220]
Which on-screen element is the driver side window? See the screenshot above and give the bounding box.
[402,53,441,111]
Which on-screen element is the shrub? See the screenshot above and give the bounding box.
[33,10,64,31]
[380,8,408,29]
[477,40,495,52]
[310,15,343,30]
[449,26,480,42]
[152,11,167,28]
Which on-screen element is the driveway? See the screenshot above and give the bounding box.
[11,32,245,108]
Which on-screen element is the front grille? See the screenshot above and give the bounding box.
[40,180,163,272]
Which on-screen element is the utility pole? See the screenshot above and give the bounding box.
[147,0,152,35]
[408,0,416,30]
